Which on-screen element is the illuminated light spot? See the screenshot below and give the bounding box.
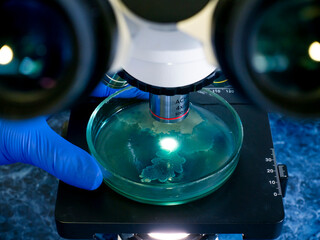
[0,45,14,65]
[19,57,42,76]
[308,41,320,62]
[252,54,268,73]
[160,138,178,152]
[40,77,57,89]
[148,233,190,240]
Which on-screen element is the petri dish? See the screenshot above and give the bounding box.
[87,87,243,205]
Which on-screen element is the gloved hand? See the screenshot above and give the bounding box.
[0,83,148,190]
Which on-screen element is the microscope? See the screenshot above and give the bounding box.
[0,0,319,239]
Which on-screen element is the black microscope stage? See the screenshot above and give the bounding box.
[55,87,286,239]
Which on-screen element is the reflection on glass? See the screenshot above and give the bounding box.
[252,54,289,73]
[19,57,42,76]
[308,41,320,62]
[0,45,13,65]
[160,137,178,152]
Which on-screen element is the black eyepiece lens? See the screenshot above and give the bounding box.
[0,0,74,93]
[248,0,320,104]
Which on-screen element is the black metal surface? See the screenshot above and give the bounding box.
[278,165,288,198]
[55,90,284,239]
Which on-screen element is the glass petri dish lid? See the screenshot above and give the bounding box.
[87,87,243,205]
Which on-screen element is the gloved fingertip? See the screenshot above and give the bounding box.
[66,151,104,191]
[90,82,117,98]
[87,168,103,190]
[115,87,149,100]
[91,81,149,99]
[39,127,104,191]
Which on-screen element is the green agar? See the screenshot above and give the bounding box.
[140,151,186,183]
[94,102,235,185]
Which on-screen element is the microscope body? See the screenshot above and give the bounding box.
[106,0,219,123]
[0,0,319,117]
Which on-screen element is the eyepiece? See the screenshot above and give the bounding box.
[214,0,320,116]
[0,0,118,119]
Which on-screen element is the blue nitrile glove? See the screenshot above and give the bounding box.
[90,81,149,99]
[0,83,148,190]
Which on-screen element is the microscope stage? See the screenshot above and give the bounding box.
[55,88,285,239]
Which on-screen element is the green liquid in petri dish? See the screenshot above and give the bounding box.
[94,102,235,185]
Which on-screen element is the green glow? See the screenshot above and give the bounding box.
[160,137,178,152]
